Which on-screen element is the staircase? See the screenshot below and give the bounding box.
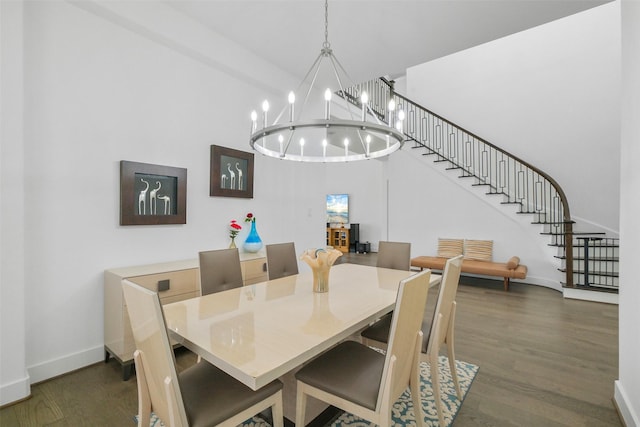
[339,77,618,293]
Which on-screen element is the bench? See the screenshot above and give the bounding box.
[411,239,528,291]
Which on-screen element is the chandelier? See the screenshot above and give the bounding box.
[249,1,405,162]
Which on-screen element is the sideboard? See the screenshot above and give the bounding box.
[104,251,267,380]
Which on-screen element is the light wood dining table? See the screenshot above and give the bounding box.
[162,263,440,391]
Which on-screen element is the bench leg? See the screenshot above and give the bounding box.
[503,277,510,292]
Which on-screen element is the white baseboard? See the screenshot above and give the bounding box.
[563,287,619,304]
[615,380,640,427]
[0,374,31,407]
[27,344,105,384]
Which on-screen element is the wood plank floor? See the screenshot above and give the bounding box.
[0,253,621,426]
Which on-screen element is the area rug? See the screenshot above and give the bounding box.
[135,414,269,427]
[329,356,479,427]
[135,355,478,427]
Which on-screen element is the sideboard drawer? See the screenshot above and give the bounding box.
[128,269,198,300]
[241,257,268,284]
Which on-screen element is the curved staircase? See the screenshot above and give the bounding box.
[340,77,618,294]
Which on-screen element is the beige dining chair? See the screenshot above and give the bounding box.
[199,248,243,295]
[295,269,431,427]
[122,280,284,427]
[360,254,464,427]
[377,241,411,271]
[266,242,299,280]
[370,241,412,340]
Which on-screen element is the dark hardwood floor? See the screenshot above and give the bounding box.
[0,252,621,426]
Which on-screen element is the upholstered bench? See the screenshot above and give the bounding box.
[411,239,528,291]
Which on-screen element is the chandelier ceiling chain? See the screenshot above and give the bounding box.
[323,0,330,50]
[249,0,405,162]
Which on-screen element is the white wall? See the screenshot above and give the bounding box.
[617,1,640,424]
[406,3,620,235]
[1,0,30,405]
[401,2,620,288]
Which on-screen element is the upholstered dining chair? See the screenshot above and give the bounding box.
[266,242,299,280]
[122,280,284,427]
[360,254,464,427]
[199,248,243,296]
[376,241,411,271]
[295,269,431,427]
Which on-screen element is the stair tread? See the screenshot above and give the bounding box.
[555,256,619,261]
[532,221,576,225]
[558,269,618,277]
[573,232,607,236]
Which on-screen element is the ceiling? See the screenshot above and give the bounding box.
[165,0,610,83]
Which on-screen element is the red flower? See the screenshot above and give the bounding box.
[228,220,242,238]
[244,213,255,223]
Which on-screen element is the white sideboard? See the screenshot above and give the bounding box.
[104,251,267,380]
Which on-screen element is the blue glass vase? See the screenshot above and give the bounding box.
[243,221,263,253]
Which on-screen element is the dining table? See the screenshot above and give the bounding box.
[163,263,440,393]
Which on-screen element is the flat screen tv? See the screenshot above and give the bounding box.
[326,194,349,224]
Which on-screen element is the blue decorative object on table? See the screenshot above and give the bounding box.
[243,213,263,253]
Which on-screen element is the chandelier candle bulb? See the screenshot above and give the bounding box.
[278,134,284,156]
[288,91,295,122]
[361,92,369,121]
[396,109,405,131]
[300,138,305,159]
[388,99,395,126]
[262,100,269,127]
[250,110,258,133]
[324,89,332,120]
[366,135,371,157]
[322,139,327,158]
[344,138,349,157]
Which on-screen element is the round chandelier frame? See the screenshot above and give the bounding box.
[249,1,405,163]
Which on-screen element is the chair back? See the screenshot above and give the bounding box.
[122,280,187,426]
[376,241,411,270]
[425,254,463,353]
[266,242,299,280]
[199,248,243,295]
[377,269,431,409]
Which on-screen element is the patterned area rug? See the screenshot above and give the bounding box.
[329,356,479,427]
[135,414,269,427]
[136,355,478,427]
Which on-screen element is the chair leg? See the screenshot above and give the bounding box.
[133,351,151,427]
[446,302,462,400]
[430,314,446,427]
[271,390,284,427]
[410,332,425,427]
[429,349,445,427]
[295,381,308,427]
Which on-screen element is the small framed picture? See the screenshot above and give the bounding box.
[120,160,187,225]
[210,145,254,198]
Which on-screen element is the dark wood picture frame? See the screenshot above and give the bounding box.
[210,145,254,198]
[120,160,187,225]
